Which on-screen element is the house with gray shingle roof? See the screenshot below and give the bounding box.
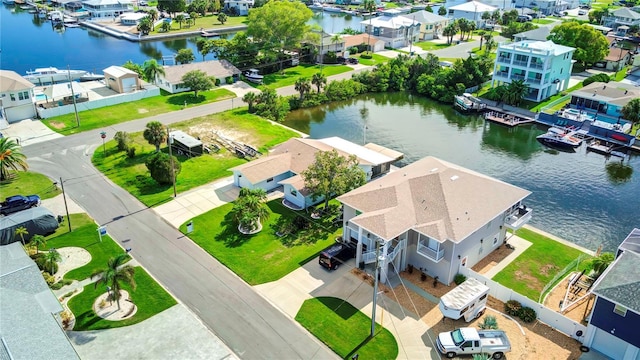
[582,229,640,360]
[337,156,532,285]
[0,242,79,360]
[155,60,241,94]
[603,8,640,34]
[513,27,551,42]
[0,70,37,123]
[400,10,449,40]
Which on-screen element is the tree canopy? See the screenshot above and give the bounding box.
[302,150,366,211]
[548,22,609,65]
[158,0,185,16]
[145,151,181,185]
[91,254,136,310]
[175,48,196,64]
[143,121,167,152]
[181,70,215,97]
[621,98,640,126]
[0,137,28,181]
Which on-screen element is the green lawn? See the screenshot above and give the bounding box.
[295,297,398,360]
[92,109,299,207]
[44,213,128,281]
[42,88,236,135]
[355,53,389,66]
[180,200,341,285]
[256,64,352,89]
[528,82,584,112]
[533,19,556,25]
[0,171,61,200]
[414,41,451,51]
[493,227,593,301]
[149,15,248,35]
[68,266,177,330]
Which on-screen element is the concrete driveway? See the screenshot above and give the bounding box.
[1,118,62,146]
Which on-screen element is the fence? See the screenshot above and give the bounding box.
[37,86,160,119]
[539,254,586,303]
[539,94,570,114]
[459,267,587,342]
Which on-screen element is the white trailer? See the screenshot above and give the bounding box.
[439,277,490,322]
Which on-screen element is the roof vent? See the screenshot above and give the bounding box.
[450,175,459,181]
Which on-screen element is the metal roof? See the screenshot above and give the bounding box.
[440,277,489,310]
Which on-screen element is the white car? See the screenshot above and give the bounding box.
[138,0,148,6]
[578,9,587,15]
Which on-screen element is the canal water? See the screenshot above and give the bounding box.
[283,93,640,252]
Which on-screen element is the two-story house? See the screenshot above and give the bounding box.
[83,0,134,20]
[404,10,449,41]
[448,1,497,28]
[337,156,532,285]
[582,228,640,360]
[491,40,575,102]
[154,60,241,94]
[231,137,403,210]
[311,31,347,63]
[0,70,36,123]
[519,0,565,16]
[225,0,254,16]
[603,8,640,35]
[360,15,420,49]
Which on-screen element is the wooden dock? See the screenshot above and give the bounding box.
[484,110,536,127]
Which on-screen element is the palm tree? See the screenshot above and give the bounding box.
[92,254,136,310]
[505,79,529,106]
[148,8,158,28]
[30,234,46,254]
[621,98,640,128]
[0,137,28,181]
[175,14,186,29]
[44,248,62,274]
[137,17,152,35]
[294,77,312,101]
[478,30,486,50]
[591,252,614,278]
[14,226,28,246]
[243,92,258,113]
[143,121,167,152]
[443,23,457,44]
[331,34,343,55]
[231,188,270,233]
[160,21,171,33]
[142,59,165,84]
[484,37,496,55]
[311,72,327,93]
[363,0,376,54]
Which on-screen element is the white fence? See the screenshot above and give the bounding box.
[459,267,587,343]
[37,86,161,119]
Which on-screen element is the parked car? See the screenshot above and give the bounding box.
[517,15,532,22]
[578,9,587,15]
[437,328,511,359]
[319,242,355,270]
[138,0,148,5]
[0,195,41,216]
[337,56,347,64]
[347,57,359,64]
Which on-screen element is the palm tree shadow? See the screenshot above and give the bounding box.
[214,211,253,248]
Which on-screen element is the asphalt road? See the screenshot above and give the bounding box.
[22,98,338,359]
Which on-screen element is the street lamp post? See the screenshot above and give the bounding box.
[100,131,107,157]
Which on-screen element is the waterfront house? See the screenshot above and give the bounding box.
[0,242,80,360]
[230,137,403,210]
[491,40,575,102]
[225,0,254,16]
[359,16,420,49]
[582,229,640,360]
[337,156,532,285]
[120,12,148,25]
[155,60,241,94]
[0,70,36,123]
[309,31,347,63]
[402,10,449,41]
[343,34,385,53]
[513,27,551,42]
[518,0,566,16]
[448,1,497,28]
[83,0,134,20]
[603,8,640,35]
[104,65,140,93]
[568,82,640,123]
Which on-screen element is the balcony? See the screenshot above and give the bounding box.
[526,78,543,85]
[495,71,509,79]
[529,63,544,70]
[512,60,529,67]
[504,205,533,230]
[417,242,444,262]
[497,56,511,64]
[511,74,525,81]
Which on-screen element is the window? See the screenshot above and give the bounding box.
[266,177,274,183]
[613,304,627,317]
[493,237,498,245]
[479,294,488,301]
[460,306,469,314]
[10,94,16,101]
[290,189,297,196]
[18,92,25,101]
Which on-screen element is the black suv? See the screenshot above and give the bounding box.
[319,243,355,270]
[0,195,41,216]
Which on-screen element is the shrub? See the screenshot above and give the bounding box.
[215,78,221,86]
[504,300,522,317]
[145,151,181,185]
[518,306,537,323]
[479,315,499,329]
[349,46,359,54]
[113,131,132,152]
[225,76,234,84]
[583,73,611,86]
[126,146,136,159]
[42,271,55,286]
[323,51,338,64]
[360,52,373,59]
[454,273,467,285]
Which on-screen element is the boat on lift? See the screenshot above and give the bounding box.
[536,127,582,150]
[25,67,87,85]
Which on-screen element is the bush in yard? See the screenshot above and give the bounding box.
[215,78,221,86]
[518,306,537,323]
[35,256,58,274]
[583,73,610,86]
[145,151,181,185]
[479,315,499,329]
[114,131,132,152]
[454,273,467,285]
[225,76,234,84]
[42,271,56,286]
[349,46,359,54]
[504,300,522,317]
[360,52,372,59]
[126,147,136,159]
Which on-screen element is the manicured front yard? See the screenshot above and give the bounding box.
[92,109,299,207]
[68,266,177,330]
[355,53,389,66]
[0,171,61,200]
[493,227,592,301]
[180,200,340,285]
[414,41,451,51]
[295,297,398,360]
[256,64,352,89]
[42,88,235,135]
[149,15,248,35]
[45,213,128,281]
[533,19,557,25]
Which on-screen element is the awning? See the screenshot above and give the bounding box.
[41,82,86,101]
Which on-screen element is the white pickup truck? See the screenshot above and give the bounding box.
[436,327,511,359]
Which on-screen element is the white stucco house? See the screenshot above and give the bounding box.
[0,70,36,123]
[230,137,403,210]
[360,15,421,49]
[155,60,241,94]
[83,0,134,20]
[225,0,254,16]
[403,10,449,40]
[448,1,497,28]
[337,156,532,285]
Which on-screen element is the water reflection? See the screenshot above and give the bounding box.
[481,123,543,160]
[605,161,634,184]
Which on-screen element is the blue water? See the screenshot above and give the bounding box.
[284,93,640,252]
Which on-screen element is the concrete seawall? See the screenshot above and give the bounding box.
[80,21,247,42]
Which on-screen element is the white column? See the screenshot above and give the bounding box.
[380,240,390,283]
[356,226,363,265]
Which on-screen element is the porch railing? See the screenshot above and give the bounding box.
[362,251,377,264]
[504,205,533,230]
[417,242,444,262]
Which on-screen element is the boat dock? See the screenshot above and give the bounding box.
[586,140,629,159]
[484,110,536,127]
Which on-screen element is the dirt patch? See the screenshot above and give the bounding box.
[138,108,149,114]
[472,245,515,274]
[514,270,543,290]
[49,121,66,129]
[184,123,258,152]
[540,264,558,276]
[543,276,594,324]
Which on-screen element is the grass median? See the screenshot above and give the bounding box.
[255,64,352,89]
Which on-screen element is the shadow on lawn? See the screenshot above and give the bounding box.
[166,93,206,106]
[214,211,254,248]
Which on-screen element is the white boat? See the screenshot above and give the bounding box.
[49,10,63,22]
[323,6,343,13]
[25,67,87,85]
[341,9,357,15]
[536,127,582,150]
[244,69,263,84]
[80,72,104,81]
[308,2,324,10]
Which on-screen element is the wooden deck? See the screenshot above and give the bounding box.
[484,110,536,127]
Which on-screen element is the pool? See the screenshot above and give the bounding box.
[35,93,46,101]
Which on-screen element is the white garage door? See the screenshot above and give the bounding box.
[121,77,137,92]
[5,103,36,123]
[591,328,627,360]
